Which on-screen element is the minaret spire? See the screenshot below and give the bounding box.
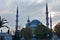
[27,16,30,23]
[50,14,52,29]
[26,16,30,27]
[46,2,49,28]
[14,5,20,40]
[16,6,19,31]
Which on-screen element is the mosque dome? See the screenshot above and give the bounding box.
[30,19,42,25]
[26,19,42,30]
[28,19,42,30]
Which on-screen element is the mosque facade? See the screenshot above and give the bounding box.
[26,19,42,30]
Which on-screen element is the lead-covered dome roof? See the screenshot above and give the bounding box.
[30,19,42,25]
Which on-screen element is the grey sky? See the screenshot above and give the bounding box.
[0,0,60,32]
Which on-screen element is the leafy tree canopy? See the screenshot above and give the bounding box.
[34,24,47,39]
[21,28,32,39]
[0,16,8,28]
[34,24,53,39]
[54,23,60,37]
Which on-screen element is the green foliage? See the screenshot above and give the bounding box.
[46,29,52,38]
[34,24,53,39]
[21,28,25,37]
[34,24,47,39]
[21,28,32,39]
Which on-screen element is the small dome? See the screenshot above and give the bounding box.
[30,19,42,25]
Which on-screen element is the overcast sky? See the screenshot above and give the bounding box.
[0,0,60,32]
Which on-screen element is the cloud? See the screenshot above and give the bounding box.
[18,0,46,27]
[20,0,44,4]
[0,0,60,31]
[48,0,60,12]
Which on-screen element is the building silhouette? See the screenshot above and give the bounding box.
[15,6,19,32]
[13,6,20,40]
[46,3,49,28]
[26,2,50,30]
[26,16,30,27]
[26,19,42,30]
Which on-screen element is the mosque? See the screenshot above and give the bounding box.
[26,3,52,30]
[26,17,42,30]
[0,2,52,40]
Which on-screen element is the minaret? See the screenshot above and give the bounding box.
[26,16,30,27]
[50,14,52,29]
[16,6,19,32]
[15,6,19,40]
[27,16,30,23]
[46,3,49,28]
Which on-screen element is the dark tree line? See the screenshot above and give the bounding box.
[20,24,53,40]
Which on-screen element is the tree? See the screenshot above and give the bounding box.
[34,24,53,39]
[34,24,47,39]
[21,28,25,38]
[21,28,32,40]
[0,16,8,28]
[54,23,60,37]
[46,28,53,38]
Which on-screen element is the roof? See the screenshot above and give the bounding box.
[30,19,42,25]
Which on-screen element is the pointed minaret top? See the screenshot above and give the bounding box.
[50,14,52,22]
[50,14,52,29]
[27,16,30,23]
[15,6,19,32]
[17,6,18,14]
[46,1,49,28]
[46,2,48,13]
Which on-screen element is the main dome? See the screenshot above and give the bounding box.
[30,19,42,25]
[26,19,42,30]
